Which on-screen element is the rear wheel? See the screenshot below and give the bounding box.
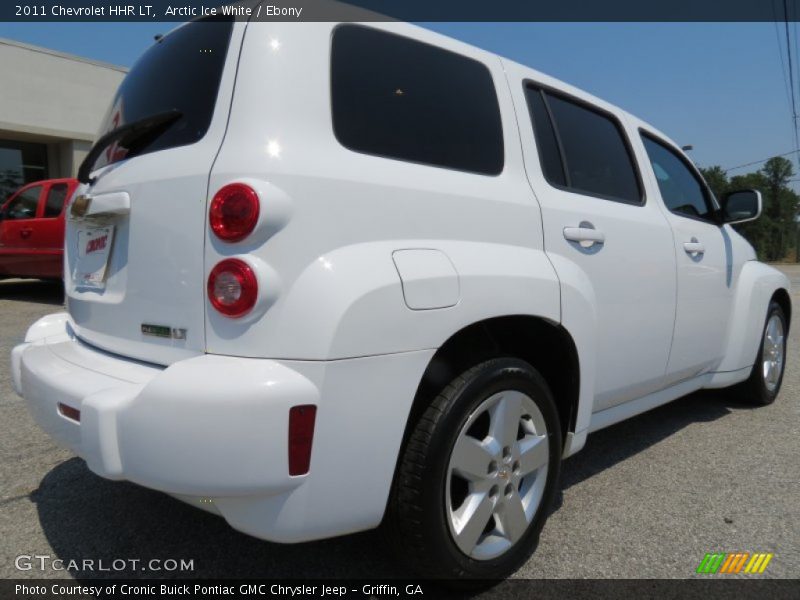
[738,301,787,405]
[387,358,562,579]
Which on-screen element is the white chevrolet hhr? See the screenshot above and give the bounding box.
[11,16,791,580]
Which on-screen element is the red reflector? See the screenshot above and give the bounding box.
[288,405,317,476]
[58,403,81,422]
[209,183,260,242]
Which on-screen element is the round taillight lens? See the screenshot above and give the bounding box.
[207,259,258,317]
[209,183,260,242]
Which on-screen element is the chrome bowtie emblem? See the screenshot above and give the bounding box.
[71,195,92,217]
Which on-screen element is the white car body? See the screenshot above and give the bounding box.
[11,19,791,547]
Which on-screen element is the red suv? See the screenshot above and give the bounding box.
[0,178,78,280]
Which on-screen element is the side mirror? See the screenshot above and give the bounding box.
[720,189,761,224]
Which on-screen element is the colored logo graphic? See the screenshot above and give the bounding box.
[696,552,773,574]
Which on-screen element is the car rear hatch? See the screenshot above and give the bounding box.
[65,16,245,365]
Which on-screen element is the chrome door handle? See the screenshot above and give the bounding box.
[563,225,605,246]
[683,238,705,255]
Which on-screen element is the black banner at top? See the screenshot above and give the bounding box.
[3,0,800,22]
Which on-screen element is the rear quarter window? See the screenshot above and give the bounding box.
[331,25,504,175]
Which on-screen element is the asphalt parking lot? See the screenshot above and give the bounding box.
[0,268,798,581]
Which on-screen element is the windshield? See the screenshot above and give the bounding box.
[92,16,234,171]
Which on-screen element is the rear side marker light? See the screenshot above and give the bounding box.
[209,183,260,242]
[288,405,317,476]
[58,403,81,422]
[207,258,258,318]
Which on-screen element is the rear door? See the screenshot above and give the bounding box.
[0,183,44,278]
[508,71,677,411]
[64,18,245,365]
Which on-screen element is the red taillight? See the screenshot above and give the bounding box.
[209,183,260,242]
[207,258,258,317]
[288,405,317,476]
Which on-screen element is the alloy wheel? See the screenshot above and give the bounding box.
[445,390,549,560]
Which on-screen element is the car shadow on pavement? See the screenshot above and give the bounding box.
[32,457,404,579]
[549,388,755,513]
[0,279,64,306]
[31,388,753,580]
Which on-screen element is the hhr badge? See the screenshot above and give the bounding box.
[141,324,187,340]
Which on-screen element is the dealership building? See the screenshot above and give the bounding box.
[0,38,126,200]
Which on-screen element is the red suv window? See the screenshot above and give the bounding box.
[43,183,69,218]
[3,185,42,220]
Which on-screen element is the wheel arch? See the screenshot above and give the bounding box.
[399,315,581,461]
[717,261,792,373]
[772,287,792,333]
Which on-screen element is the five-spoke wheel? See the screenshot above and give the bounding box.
[738,300,788,405]
[387,358,561,579]
[761,312,785,392]
[446,390,549,560]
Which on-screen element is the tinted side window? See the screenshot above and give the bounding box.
[545,93,641,203]
[641,135,714,221]
[44,183,69,218]
[3,185,41,220]
[0,140,48,202]
[331,25,504,175]
[524,87,566,186]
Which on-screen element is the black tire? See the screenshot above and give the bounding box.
[386,357,562,580]
[737,301,787,406]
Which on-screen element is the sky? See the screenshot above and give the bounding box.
[0,21,797,189]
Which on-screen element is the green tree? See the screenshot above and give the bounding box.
[699,165,729,200]
[762,156,793,214]
[730,171,773,260]
[753,157,798,260]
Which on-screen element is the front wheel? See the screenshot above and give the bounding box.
[738,301,787,405]
[386,358,562,580]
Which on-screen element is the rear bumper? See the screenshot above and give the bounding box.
[16,326,317,497]
[12,313,434,543]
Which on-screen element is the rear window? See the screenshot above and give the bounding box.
[331,25,504,175]
[93,17,234,170]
